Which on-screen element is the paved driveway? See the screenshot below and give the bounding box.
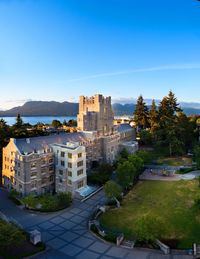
[0,188,192,259]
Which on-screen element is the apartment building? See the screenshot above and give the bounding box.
[52,142,87,197]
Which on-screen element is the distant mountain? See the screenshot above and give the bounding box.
[0,101,79,116]
[0,100,200,117]
[112,103,200,116]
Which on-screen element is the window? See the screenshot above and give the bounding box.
[77,169,83,176]
[78,153,82,158]
[68,153,72,159]
[31,162,36,169]
[49,158,53,164]
[68,179,72,186]
[68,171,72,177]
[18,171,20,176]
[61,151,65,157]
[61,160,65,167]
[77,161,83,167]
[49,175,54,182]
[41,168,46,173]
[41,159,46,165]
[49,166,54,172]
[59,170,63,175]
[78,180,84,189]
[68,162,72,168]
[41,178,46,184]
[31,171,37,177]
[59,178,63,183]
[31,181,37,189]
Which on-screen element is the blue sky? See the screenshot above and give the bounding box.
[0,0,200,109]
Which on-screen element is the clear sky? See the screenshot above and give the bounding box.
[0,0,200,109]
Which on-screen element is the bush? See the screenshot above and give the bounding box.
[56,192,72,208]
[194,197,200,209]
[9,189,22,205]
[22,192,72,212]
[0,219,26,248]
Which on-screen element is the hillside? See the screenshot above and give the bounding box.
[0,101,200,117]
[0,101,79,116]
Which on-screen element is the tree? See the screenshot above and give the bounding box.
[51,119,62,128]
[116,161,136,188]
[134,95,149,130]
[194,146,200,169]
[15,113,24,128]
[104,180,122,200]
[128,155,144,176]
[137,150,152,164]
[139,130,153,146]
[155,91,184,156]
[149,99,158,133]
[0,220,25,248]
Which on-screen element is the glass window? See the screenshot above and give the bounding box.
[68,153,72,159]
[31,162,36,168]
[61,151,65,157]
[78,180,84,189]
[68,171,72,177]
[61,161,64,166]
[31,171,37,177]
[68,162,72,168]
[49,158,53,164]
[78,153,82,158]
[68,179,72,185]
[59,170,63,175]
[77,169,83,176]
[77,161,83,167]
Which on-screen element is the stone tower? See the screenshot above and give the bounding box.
[77,94,114,135]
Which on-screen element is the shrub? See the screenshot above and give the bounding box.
[0,219,26,248]
[56,192,72,207]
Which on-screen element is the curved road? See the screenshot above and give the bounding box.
[0,188,192,259]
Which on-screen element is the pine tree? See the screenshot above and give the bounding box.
[149,99,158,133]
[155,91,184,156]
[134,95,149,130]
[15,114,23,128]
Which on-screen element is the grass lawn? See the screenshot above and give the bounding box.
[155,156,192,166]
[100,180,200,249]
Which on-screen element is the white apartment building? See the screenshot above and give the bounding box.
[52,142,87,197]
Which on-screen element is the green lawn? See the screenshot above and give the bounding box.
[156,156,192,166]
[100,180,200,249]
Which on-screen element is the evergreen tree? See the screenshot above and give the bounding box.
[149,99,158,133]
[155,91,184,156]
[134,95,149,130]
[15,113,24,128]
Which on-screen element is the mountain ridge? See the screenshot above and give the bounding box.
[0,100,200,117]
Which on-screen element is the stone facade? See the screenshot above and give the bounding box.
[2,94,137,197]
[3,139,55,195]
[78,94,113,135]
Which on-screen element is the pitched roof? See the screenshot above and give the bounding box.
[15,132,94,154]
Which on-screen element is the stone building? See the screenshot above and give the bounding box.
[77,94,113,134]
[2,94,137,196]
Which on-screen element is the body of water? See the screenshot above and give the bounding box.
[0,116,77,126]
